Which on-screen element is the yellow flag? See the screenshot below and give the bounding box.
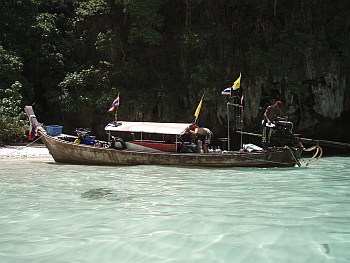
[232,73,241,90]
[194,94,204,120]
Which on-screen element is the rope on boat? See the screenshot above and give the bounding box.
[303,145,323,166]
[286,146,301,167]
[1,135,43,156]
[26,135,43,146]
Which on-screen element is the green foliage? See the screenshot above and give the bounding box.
[0,0,38,48]
[181,29,207,51]
[0,45,23,89]
[95,30,123,62]
[95,30,115,53]
[32,13,59,36]
[76,0,110,19]
[189,60,216,91]
[59,66,113,115]
[123,0,165,45]
[0,0,348,140]
[0,81,27,142]
[0,46,27,142]
[25,7,76,107]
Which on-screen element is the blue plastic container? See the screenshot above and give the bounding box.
[46,125,63,136]
[81,136,96,145]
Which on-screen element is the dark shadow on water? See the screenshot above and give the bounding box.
[322,243,330,254]
[81,188,133,201]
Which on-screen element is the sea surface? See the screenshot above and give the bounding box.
[0,156,349,263]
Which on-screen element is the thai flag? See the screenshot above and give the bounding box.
[108,95,120,112]
[221,87,231,97]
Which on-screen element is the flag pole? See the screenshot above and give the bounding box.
[114,109,118,123]
[114,92,120,123]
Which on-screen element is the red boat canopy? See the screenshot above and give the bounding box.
[105,121,192,135]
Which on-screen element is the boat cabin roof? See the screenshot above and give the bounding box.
[105,121,192,135]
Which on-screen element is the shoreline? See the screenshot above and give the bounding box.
[0,143,52,159]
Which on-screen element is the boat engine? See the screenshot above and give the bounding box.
[271,121,302,147]
[110,136,127,150]
[75,128,96,145]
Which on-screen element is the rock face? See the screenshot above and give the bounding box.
[312,73,345,119]
[228,27,348,141]
[212,70,348,142]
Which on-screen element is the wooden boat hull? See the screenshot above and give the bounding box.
[24,105,304,168]
[39,131,303,168]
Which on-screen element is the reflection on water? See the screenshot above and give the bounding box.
[0,157,350,262]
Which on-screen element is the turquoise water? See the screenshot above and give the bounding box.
[0,157,349,263]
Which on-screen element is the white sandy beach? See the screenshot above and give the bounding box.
[0,144,51,159]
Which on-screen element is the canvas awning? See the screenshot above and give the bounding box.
[105,121,192,135]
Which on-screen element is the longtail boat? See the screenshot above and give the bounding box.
[24,106,319,168]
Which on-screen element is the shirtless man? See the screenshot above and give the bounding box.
[187,124,213,153]
[262,101,287,150]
